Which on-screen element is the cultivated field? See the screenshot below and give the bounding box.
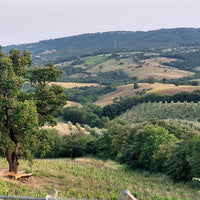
[0,158,199,200]
[95,83,200,106]
[119,101,200,124]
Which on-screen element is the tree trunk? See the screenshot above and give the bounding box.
[5,143,20,174]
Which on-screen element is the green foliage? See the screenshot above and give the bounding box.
[138,126,177,171]
[62,105,109,128]
[102,90,200,120]
[12,100,38,137]
[35,84,67,126]
[63,106,87,124]
[147,76,155,84]
[81,54,111,67]
[65,85,116,104]
[162,49,200,71]
[0,48,67,171]
[34,129,94,159]
[88,120,200,182]
[4,28,200,66]
[133,82,139,89]
[103,95,141,119]
[119,101,200,123]
[95,122,132,159]
[0,157,198,199]
[29,62,63,86]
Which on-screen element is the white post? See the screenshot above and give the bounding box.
[118,189,137,200]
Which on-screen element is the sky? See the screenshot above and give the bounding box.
[1,0,200,46]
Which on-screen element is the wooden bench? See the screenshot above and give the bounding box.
[2,171,33,182]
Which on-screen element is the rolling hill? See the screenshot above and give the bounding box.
[3,28,200,65]
[94,83,200,106]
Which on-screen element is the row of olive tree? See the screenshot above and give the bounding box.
[102,91,200,120]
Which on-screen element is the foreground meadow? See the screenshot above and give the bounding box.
[0,158,199,200]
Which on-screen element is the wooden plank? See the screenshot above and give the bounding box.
[15,173,33,180]
[1,171,33,182]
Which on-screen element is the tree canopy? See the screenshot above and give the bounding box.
[0,46,67,173]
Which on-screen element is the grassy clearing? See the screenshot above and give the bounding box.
[82,54,111,67]
[124,64,194,80]
[86,58,130,74]
[0,158,199,200]
[145,83,200,95]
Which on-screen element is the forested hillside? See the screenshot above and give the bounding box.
[3,28,200,65]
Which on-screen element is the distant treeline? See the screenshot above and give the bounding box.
[4,28,200,65]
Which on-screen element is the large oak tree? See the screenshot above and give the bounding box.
[0,46,67,173]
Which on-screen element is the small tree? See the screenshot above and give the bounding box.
[133,82,139,89]
[0,46,67,173]
[147,76,155,84]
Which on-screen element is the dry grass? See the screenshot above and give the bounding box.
[56,55,194,82]
[85,56,194,80]
[95,84,135,106]
[124,64,194,80]
[42,123,71,135]
[49,82,99,88]
[65,101,82,108]
[145,83,200,95]
[42,120,90,136]
[95,83,200,106]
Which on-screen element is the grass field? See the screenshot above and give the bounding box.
[58,52,194,81]
[82,54,111,67]
[95,83,200,106]
[85,56,194,80]
[0,158,199,200]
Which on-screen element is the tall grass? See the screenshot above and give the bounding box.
[0,158,199,199]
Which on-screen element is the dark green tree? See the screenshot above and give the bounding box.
[133,82,139,89]
[147,76,155,84]
[0,47,67,173]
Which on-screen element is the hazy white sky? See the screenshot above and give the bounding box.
[1,0,200,46]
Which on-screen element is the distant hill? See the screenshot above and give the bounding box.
[3,28,200,65]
